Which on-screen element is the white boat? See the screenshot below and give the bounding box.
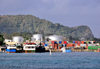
[23,43,37,52]
[7,46,16,49]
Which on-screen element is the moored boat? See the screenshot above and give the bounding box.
[0,46,6,52]
[6,45,16,53]
[23,43,37,53]
[16,44,23,53]
[61,47,71,53]
[36,43,45,52]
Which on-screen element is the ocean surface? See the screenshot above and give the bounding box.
[0,52,100,69]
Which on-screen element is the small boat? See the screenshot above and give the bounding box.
[61,47,71,53]
[0,46,6,52]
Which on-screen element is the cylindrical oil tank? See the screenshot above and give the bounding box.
[31,34,43,41]
[4,39,12,43]
[47,35,64,41]
[12,36,24,43]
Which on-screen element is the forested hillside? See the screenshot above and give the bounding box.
[0,15,94,40]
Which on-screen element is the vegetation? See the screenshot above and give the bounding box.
[94,38,100,43]
[0,34,4,45]
[3,32,32,41]
[0,15,94,40]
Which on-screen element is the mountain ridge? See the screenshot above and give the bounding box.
[0,15,94,40]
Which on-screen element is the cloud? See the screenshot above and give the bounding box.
[0,0,100,37]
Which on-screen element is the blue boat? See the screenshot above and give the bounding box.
[65,49,71,53]
[6,46,16,53]
[61,47,72,53]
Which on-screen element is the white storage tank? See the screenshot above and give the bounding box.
[12,36,24,43]
[47,35,64,41]
[4,39,12,43]
[31,34,43,41]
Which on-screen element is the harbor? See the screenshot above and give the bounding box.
[0,34,100,53]
[0,0,100,69]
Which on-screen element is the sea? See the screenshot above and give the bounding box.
[0,52,100,69]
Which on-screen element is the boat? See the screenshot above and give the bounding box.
[16,44,23,53]
[0,46,6,52]
[35,43,45,52]
[6,45,16,53]
[65,48,72,53]
[61,47,71,53]
[23,43,37,53]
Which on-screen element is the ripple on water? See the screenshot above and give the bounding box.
[0,52,100,69]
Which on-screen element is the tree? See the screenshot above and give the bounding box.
[0,35,4,45]
[94,38,100,43]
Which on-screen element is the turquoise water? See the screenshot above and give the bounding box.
[0,52,100,69]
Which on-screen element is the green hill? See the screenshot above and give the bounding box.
[0,15,94,40]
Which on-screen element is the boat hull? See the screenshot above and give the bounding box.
[24,50,35,53]
[6,49,16,53]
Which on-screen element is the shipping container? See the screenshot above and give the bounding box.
[59,41,62,44]
[54,41,57,44]
[75,41,77,44]
[54,44,58,50]
[77,41,80,44]
[67,44,74,47]
[59,46,62,49]
[73,41,75,44]
[44,44,48,47]
[64,41,67,44]
[88,46,100,50]
[51,41,55,44]
[81,41,84,44]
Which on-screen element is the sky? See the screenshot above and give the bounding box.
[0,0,100,38]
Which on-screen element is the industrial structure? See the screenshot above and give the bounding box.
[0,34,99,53]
